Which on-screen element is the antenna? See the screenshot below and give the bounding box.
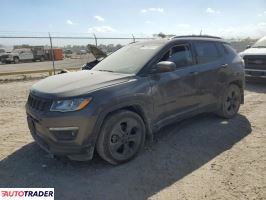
[200,29,203,36]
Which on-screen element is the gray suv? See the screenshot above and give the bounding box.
[26,36,245,165]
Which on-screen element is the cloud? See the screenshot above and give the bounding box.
[66,20,73,25]
[141,9,147,13]
[177,23,191,28]
[88,26,116,33]
[206,8,221,14]
[258,11,266,17]
[141,7,164,14]
[94,15,105,22]
[205,22,266,38]
[145,20,154,24]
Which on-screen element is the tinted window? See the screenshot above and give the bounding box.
[195,42,220,64]
[160,44,193,68]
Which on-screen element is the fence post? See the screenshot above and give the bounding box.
[93,33,98,47]
[48,32,56,75]
[132,34,135,43]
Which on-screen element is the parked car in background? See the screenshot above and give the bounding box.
[31,46,46,62]
[1,46,46,64]
[79,50,87,55]
[0,48,6,62]
[26,36,245,165]
[64,49,73,58]
[239,36,266,79]
[1,48,34,64]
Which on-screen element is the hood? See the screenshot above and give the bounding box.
[31,70,133,98]
[239,47,266,56]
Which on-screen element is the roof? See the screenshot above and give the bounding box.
[130,35,227,47]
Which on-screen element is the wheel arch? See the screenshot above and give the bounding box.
[90,103,153,151]
[229,79,244,104]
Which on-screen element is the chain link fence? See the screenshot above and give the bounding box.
[0,32,258,76]
[0,33,154,75]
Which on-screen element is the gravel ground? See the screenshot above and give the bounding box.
[0,80,265,200]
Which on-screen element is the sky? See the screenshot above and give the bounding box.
[0,0,266,39]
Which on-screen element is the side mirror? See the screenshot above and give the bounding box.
[152,61,176,73]
[246,45,251,49]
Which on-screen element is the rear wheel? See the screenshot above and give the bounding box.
[217,84,241,119]
[96,110,145,165]
[13,57,19,64]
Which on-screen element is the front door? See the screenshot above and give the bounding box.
[149,43,201,125]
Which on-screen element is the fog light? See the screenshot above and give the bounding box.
[49,127,79,141]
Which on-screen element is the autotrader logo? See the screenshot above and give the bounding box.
[0,188,54,200]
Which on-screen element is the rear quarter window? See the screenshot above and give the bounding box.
[194,42,220,64]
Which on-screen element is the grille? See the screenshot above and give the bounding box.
[244,55,266,70]
[27,94,52,112]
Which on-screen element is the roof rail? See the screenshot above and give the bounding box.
[171,35,222,39]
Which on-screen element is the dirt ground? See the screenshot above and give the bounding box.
[0,79,265,200]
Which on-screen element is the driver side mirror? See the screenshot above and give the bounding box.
[246,45,251,49]
[152,61,176,73]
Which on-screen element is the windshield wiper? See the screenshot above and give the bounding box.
[98,69,114,72]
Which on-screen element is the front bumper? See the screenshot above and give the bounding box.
[26,104,98,161]
[1,57,13,62]
[245,69,266,78]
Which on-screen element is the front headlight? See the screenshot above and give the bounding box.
[50,97,92,112]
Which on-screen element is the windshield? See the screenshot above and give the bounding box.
[253,36,266,48]
[92,42,163,74]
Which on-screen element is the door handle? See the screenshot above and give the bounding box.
[190,71,199,75]
[221,64,228,68]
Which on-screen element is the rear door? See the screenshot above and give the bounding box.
[148,43,202,125]
[192,41,225,108]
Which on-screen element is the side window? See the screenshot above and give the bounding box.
[160,44,193,68]
[195,42,220,64]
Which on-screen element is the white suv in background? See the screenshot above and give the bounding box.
[239,36,266,79]
[1,48,34,64]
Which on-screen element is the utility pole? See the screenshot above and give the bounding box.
[48,32,55,75]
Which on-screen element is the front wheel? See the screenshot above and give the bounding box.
[96,110,146,165]
[217,84,241,119]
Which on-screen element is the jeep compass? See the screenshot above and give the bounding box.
[26,36,245,165]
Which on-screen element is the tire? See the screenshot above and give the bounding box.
[40,56,45,62]
[13,57,19,64]
[96,110,146,165]
[217,84,241,119]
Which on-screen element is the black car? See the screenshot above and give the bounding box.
[26,36,245,165]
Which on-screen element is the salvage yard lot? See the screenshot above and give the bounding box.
[0,54,93,73]
[0,79,265,200]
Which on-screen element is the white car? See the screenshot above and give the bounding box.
[1,48,34,64]
[239,36,266,79]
